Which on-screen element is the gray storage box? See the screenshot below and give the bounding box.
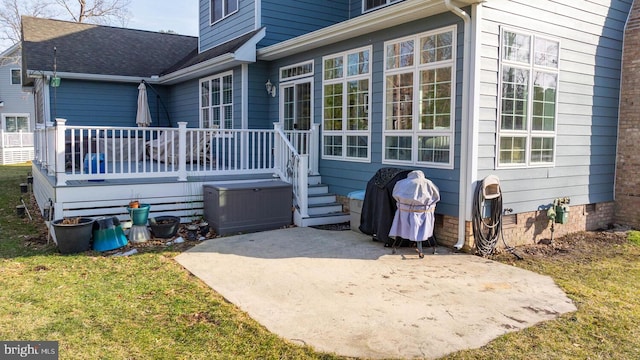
[203,181,293,235]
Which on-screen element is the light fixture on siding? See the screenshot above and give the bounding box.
[0,101,4,107]
[265,79,277,97]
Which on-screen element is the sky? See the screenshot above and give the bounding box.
[127,0,199,36]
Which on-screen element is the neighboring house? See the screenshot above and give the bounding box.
[22,0,634,249]
[0,44,35,164]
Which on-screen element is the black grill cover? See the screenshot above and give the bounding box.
[358,168,411,246]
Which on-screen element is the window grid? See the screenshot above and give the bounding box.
[210,0,238,24]
[383,27,456,168]
[280,61,314,81]
[419,67,452,131]
[498,28,559,167]
[363,0,401,12]
[322,46,372,162]
[200,72,233,129]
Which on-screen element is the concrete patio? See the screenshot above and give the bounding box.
[176,227,576,359]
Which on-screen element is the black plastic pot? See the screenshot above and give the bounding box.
[199,222,210,236]
[149,216,180,238]
[52,217,95,254]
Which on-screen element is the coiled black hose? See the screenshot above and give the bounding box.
[472,178,502,256]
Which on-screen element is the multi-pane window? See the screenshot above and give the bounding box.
[498,29,559,167]
[3,115,29,132]
[383,27,455,168]
[363,0,401,12]
[10,69,21,85]
[200,72,233,129]
[280,61,313,81]
[210,0,238,24]
[322,47,371,161]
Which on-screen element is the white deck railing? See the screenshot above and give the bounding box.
[33,119,319,216]
[1,130,34,148]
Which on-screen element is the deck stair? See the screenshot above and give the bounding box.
[294,174,350,227]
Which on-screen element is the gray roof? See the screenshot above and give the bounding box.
[162,29,263,76]
[21,16,198,79]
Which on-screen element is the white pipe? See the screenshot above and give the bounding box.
[444,0,472,250]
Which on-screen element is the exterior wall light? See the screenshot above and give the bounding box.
[265,79,277,97]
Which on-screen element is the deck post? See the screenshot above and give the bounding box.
[309,123,320,175]
[297,155,309,218]
[55,119,68,186]
[273,122,283,178]
[177,122,187,181]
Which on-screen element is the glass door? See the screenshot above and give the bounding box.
[281,81,311,131]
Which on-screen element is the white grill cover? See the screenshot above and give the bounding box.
[388,170,440,241]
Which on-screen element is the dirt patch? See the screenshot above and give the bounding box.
[21,193,634,259]
[491,226,631,262]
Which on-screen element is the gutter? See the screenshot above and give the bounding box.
[27,71,153,84]
[157,53,236,84]
[161,27,266,85]
[258,0,451,61]
[444,0,474,250]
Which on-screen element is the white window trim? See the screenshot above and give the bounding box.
[10,68,21,85]
[199,71,234,129]
[210,0,239,25]
[362,0,401,13]
[2,113,31,132]
[321,45,372,163]
[381,26,457,169]
[279,60,314,82]
[496,27,560,169]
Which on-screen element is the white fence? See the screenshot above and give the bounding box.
[0,130,34,165]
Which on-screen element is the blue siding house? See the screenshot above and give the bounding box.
[21,0,634,250]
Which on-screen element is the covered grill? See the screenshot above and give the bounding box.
[389,170,440,258]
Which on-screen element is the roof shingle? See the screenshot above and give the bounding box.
[21,16,198,78]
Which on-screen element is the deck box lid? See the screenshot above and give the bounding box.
[204,180,291,191]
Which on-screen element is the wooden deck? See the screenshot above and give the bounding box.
[33,161,278,222]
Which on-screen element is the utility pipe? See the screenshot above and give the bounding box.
[444,0,474,250]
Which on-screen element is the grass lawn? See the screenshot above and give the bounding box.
[1,164,640,359]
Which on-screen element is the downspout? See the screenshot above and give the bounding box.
[444,0,473,250]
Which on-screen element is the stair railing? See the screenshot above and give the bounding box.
[274,123,309,218]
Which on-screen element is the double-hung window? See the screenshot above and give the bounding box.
[210,0,238,24]
[383,27,456,168]
[200,72,233,129]
[498,28,559,167]
[322,46,372,161]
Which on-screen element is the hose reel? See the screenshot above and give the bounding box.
[472,175,503,256]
